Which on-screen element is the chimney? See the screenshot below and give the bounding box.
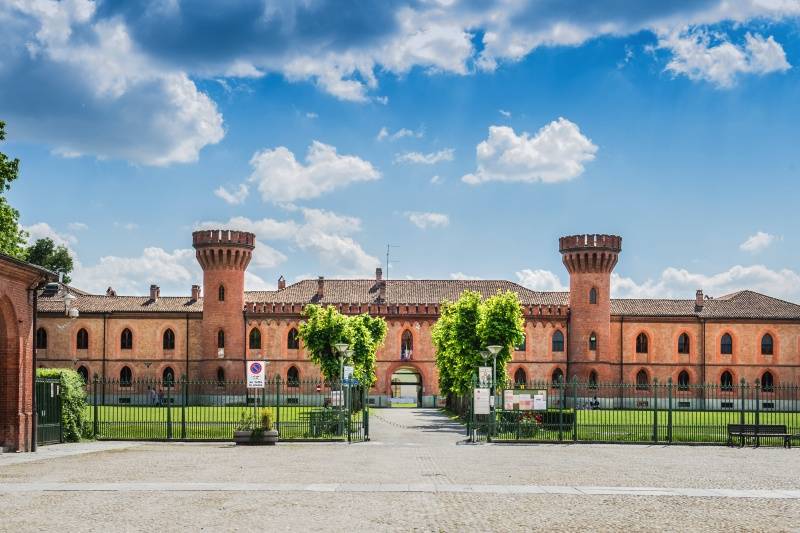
[191,284,201,301]
[150,284,160,302]
[106,287,117,297]
[278,275,286,290]
[695,289,704,308]
[317,276,324,299]
[375,267,383,281]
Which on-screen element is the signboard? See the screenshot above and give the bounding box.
[331,390,343,407]
[533,390,547,411]
[246,361,266,388]
[517,393,532,411]
[474,387,491,415]
[343,365,354,382]
[478,366,492,386]
[503,390,515,410]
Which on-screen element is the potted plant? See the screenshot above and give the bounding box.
[234,408,279,445]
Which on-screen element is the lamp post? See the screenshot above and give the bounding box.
[333,343,349,438]
[486,345,502,439]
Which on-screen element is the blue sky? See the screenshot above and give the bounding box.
[2,1,799,300]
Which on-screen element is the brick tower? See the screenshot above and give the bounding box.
[193,229,255,379]
[560,234,622,381]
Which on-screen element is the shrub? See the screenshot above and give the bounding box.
[36,368,91,441]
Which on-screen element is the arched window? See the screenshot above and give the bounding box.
[589,287,598,304]
[287,328,300,350]
[761,334,774,355]
[120,328,133,350]
[287,366,300,386]
[761,371,774,392]
[76,328,89,350]
[635,333,648,354]
[636,369,649,390]
[514,367,527,387]
[720,371,733,391]
[588,332,597,351]
[588,370,598,389]
[163,328,175,350]
[217,330,225,349]
[249,328,261,350]
[120,366,132,387]
[678,370,690,390]
[552,331,564,352]
[36,328,47,349]
[218,285,225,301]
[401,330,413,359]
[216,367,225,387]
[77,365,89,383]
[162,366,175,387]
[720,333,733,355]
[677,333,690,354]
[551,368,564,386]
[515,334,526,352]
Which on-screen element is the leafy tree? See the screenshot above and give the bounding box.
[0,121,26,257]
[298,304,387,385]
[24,238,74,283]
[432,290,525,394]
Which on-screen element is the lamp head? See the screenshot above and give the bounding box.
[486,345,502,356]
[480,350,490,362]
[334,343,349,355]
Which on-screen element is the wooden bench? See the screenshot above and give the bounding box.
[727,424,800,448]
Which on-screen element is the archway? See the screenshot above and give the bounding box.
[0,296,21,451]
[389,367,422,407]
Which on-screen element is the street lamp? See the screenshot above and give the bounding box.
[486,345,502,393]
[334,343,349,382]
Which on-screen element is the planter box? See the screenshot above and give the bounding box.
[234,429,279,445]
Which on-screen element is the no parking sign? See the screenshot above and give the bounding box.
[247,361,266,388]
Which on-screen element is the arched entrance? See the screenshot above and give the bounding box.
[389,367,422,407]
[0,296,20,451]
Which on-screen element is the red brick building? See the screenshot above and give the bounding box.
[0,253,55,451]
[36,231,800,407]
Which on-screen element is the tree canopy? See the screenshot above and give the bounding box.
[432,290,525,395]
[0,121,26,258]
[25,238,74,283]
[298,304,387,386]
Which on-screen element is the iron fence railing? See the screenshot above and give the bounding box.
[456,378,800,447]
[36,378,62,445]
[88,376,368,442]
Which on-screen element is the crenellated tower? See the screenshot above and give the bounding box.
[193,229,255,378]
[560,234,622,381]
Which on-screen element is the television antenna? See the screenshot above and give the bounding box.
[386,244,400,280]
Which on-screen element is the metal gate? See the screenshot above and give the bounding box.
[36,378,63,445]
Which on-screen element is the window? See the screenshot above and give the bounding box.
[36,328,47,349]
[514,367,527,387]
[401,330,413,360]
[589,287,597,304]
[552,331,564,352]
[678,333,690,354]
[120,328,133,350]
[761,334,774,355]
[515,334,526,352]
[287,366,300,386]
[249,328,261,350]
[77,365,89,383]
[216,367,225,387]
[551,368,564,386]
[635,333,648,354]
[287,328,300,350]
[588,370,598,389]
[217,330,225,349]
[218,284,225,301]
[76,328,89,350]
[636,369,649,390]
[761,371,774,392]
[720,333,733,355]
[720,371,733,391]
[588,332,597,351]
[678,370,690,390]
[120,366,132,387]
[163,328,175,350]
[162,367,175,387]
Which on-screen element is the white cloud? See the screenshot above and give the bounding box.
[114,222,138,231]
[305,112,318,119]
[430,175,442,185]
[247,141,380,203]
[23,222,77,248]
[450,272,482,280]
[214,184,249,205]
[405,211,450,229]
[515,269,567,291]
[394,148,454,165]
[499,109,511,117]
[462,118,597,185]
[67,222,88,231]
[740,231,779,253]
[377,126,423,141]
[659,30,790,88]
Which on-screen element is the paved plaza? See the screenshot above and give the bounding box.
[2,409,799,532]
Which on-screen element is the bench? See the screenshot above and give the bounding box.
[727,424,800,448]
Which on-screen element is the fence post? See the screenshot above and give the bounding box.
[363,387,369,441]
[276,376,281,433]
[739,378,746,426]
[652,378,658,443]
[180,374,187,440]
[667,377,673,444]
[754,379,761,447]
[558,380,564,442]
[93,374,99,438]
[572,377,578,442]
[166,379,173,440]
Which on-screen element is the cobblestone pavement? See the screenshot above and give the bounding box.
[2,409,799,532]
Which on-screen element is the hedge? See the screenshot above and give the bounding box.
[36,368,91,441]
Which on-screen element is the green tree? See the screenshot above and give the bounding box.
[432,290,525,395]
[0,121,26,257]
[298,304,387,384]
[24,238,74,283]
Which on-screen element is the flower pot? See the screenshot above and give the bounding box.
[234,429,279,445]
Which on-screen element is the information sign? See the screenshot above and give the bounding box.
[478,367,492,386]
[246,361,266,388]
[533,390,547,410]
[474,387,491,415]
[503,390,515,410]
[517,393,532,411]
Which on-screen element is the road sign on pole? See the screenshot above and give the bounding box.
[247,361,266,388]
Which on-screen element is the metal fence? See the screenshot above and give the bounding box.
[36,378,63,445]
[88,376,368,442]
[453,378,800,447]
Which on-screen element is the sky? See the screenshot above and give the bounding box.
[2,0,799,301]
